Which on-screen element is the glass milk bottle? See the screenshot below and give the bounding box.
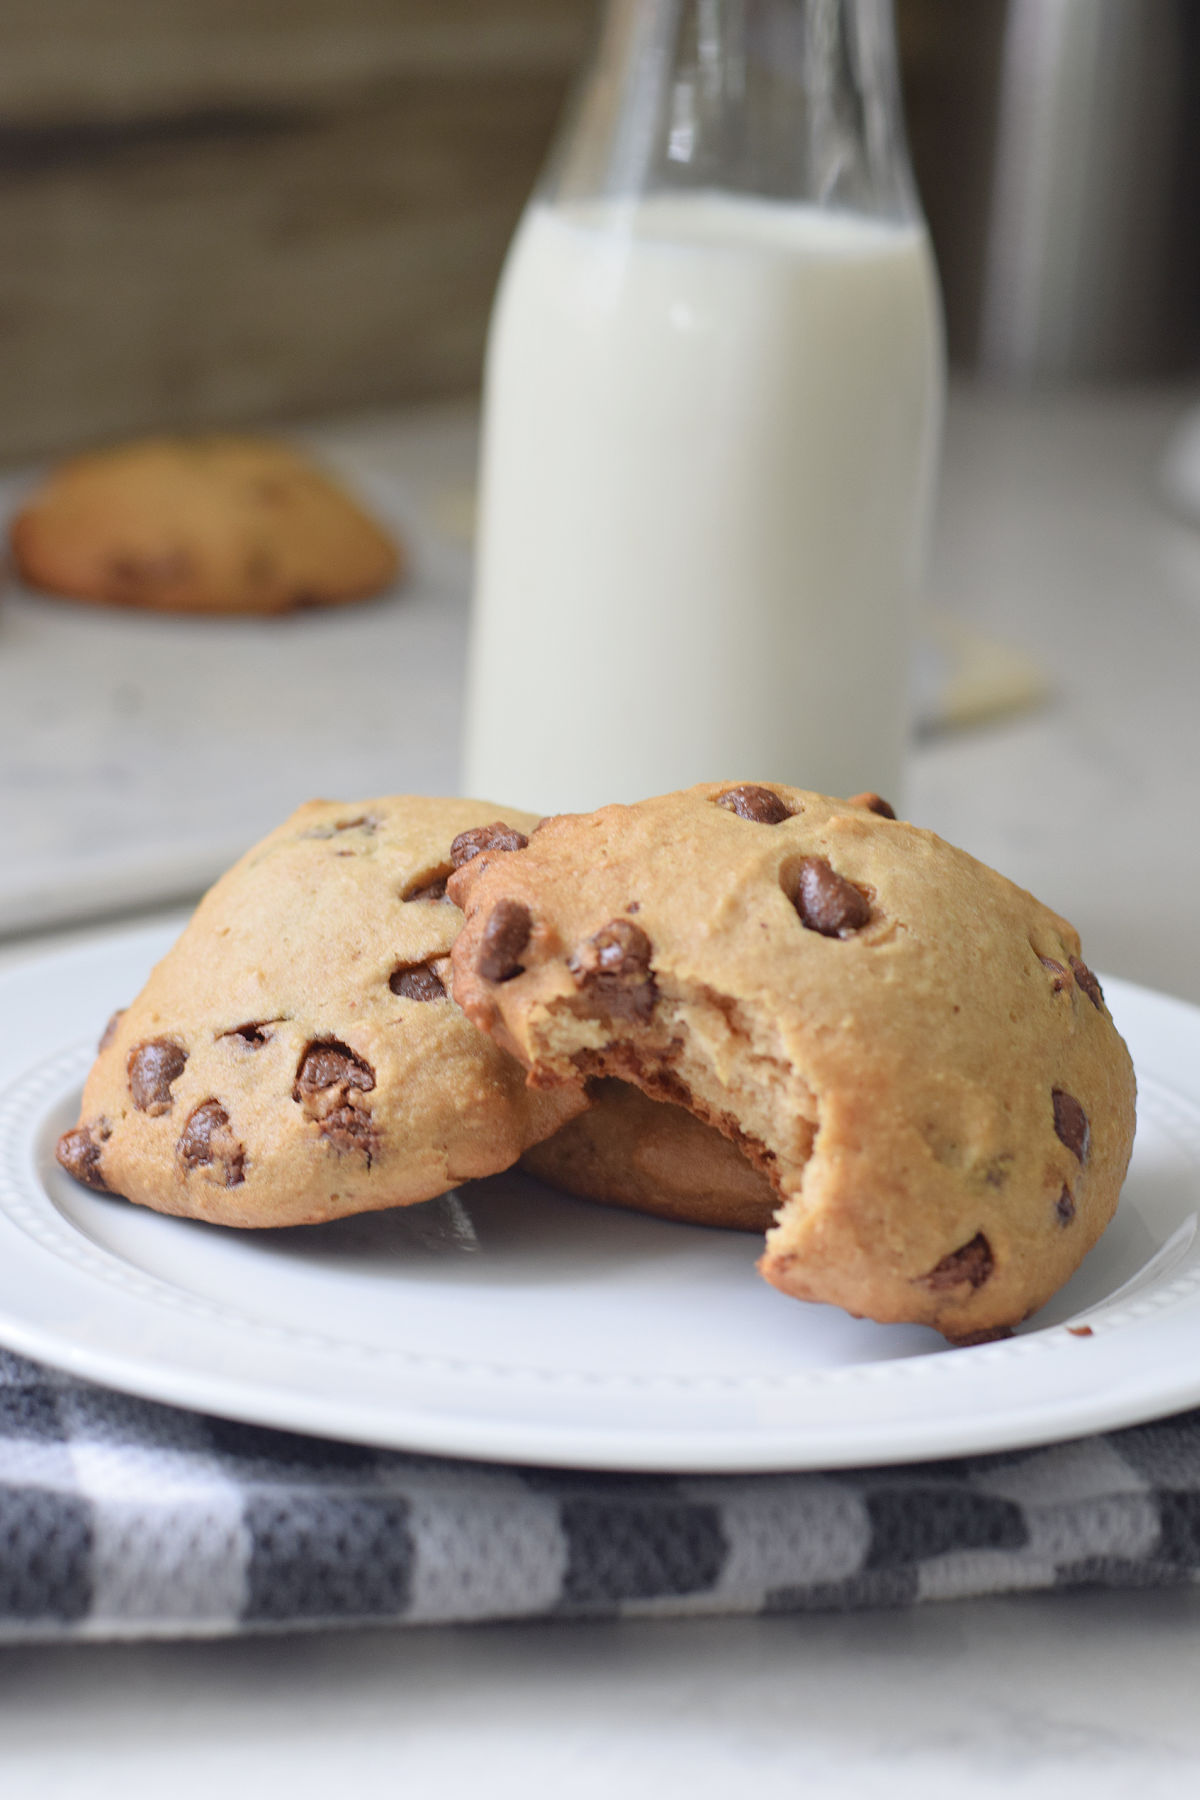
[463,0,944,815]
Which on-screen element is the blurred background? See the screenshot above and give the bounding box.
[2,0,589,463]
[3,0,1200,1007]
[3,0,1199,465]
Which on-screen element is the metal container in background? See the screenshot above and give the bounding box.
[901,0,1200,382]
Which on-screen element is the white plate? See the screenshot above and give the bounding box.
[0,919,1198,1472]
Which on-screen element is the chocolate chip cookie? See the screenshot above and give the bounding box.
[11,435,400,614]
[521,1080,779,1232]
[57,798,583,1227]
[449,783,1137,1340]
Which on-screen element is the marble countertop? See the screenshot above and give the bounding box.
[2,383,1200,1793]
[5,1589,1200,1799]
[0,410,474,935]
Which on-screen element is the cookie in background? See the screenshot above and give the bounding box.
[10,434,402,615]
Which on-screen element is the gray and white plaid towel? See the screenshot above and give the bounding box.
[2,1344,1198,1642]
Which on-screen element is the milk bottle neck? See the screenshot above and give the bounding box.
[543,0,920,224]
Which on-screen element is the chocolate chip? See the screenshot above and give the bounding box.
[449,823,529,869]
[920,1232,994,1290]
[177,1101,245,1187]
[293,1041,378,1161]
[390,963,446,1002]
[568,919,657,1022]
[1052,1090,1090,1162]
[107,554,144,585]
[1039,955,1072,992]
[315,1106,379,1158]
[1056,1186,1076,1225]
[98,1009,124,1052]
[294,1042,376,1100]
[56,1126,109,1192]
[476,899,532,983]
[303,815,378,841]
[790,857,871,938]
[715,785,791,825]
[221,1022,275,1048]
[244,546,276,584]
[1069,956,1104,1010]
[128,1039,188,1116]
[402,873,450,903]
[107,549,193,587]
[847,792,896,819]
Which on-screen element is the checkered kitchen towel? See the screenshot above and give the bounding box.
[2,1344,1199,1641]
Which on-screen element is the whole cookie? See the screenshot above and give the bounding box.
[449,783,1137,1341]
[11,435,400,614]
[57,798,583,1227]
[521,1080,779,1232]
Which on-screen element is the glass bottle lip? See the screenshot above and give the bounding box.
[536,0,925,229]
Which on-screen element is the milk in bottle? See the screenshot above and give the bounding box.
[462,0,944,815]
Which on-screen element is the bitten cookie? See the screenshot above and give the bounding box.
[449,783,1137,1341]
[11,435,400,614]
[56,798,583,1227]
[521,1080,778,1232]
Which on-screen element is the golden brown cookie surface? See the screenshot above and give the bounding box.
[521,1080,779,1232]
[449,782,1137,1340]
[56,797,583,1227]
[11,435,400,614]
